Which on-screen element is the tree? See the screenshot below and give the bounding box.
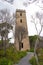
[0,9,15,55]
[2,0,14,4]
[15,26,28,50]
[23,0,43,10]
[31,12,43,65]
[29,35,37,48]
[23,0,39,7]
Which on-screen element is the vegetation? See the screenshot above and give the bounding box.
[0,58,13,65]
[36,48,43,65]
[29,48,34,52]
[0,40,2,44]
[0,9,28,65]
[0,9,14,56]
[0,44,27,65]
[29,56,37,65]
[29,48,43,65]
[29,35,37,49]
[29,35,43,65]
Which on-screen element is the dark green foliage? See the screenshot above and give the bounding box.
[0,45,27,64]
[0,57,13,65]
[12,51,27,63]
[29,48,34,52]
[29,35,37,48]
[26,48,34,52]
[0,49,5,56]
[29,56,37,65]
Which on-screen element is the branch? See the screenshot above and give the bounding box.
[2,0,14,4]
[31,15,38,34]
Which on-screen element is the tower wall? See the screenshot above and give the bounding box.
[15,9,30,51]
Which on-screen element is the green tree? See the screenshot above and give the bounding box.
[0,9,15,55]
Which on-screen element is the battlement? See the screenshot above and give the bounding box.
[16,9,26,13]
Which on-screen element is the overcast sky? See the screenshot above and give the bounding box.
[0,0,43,43]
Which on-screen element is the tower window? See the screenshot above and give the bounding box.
[20,19,22,23]
[20,13,22,16]
[22,43,23,48]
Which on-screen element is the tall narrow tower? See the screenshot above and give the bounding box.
[15,9,30,51]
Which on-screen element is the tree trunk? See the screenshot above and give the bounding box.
[4,35,6,56]
[1,36,3,47]
[34,38,40,65]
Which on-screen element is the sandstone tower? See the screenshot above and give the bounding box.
[15,9,30,51]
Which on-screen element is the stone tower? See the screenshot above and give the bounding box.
[15,9,30,51]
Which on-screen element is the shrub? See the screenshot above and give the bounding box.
[0,49,5,56]
[29,56,43,65]
[17,51,27,58]
[6,46,27,64]
[36,48,43,54]
[0,57,13,65]
[36,48,43,65]
[0,45,27,64]
[12,51,27,63]
[29,56,37,65]
[27,48,34,52]
[29,35,37,48]
[29,48,34,52]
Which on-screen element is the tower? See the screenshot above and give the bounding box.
[15,9,30,51]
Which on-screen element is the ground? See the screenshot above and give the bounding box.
[15,52,34,65]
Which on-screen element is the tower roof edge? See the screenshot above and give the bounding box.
[16,9,26,13]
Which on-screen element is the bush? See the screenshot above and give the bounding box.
[29,48,34,52]
[29,56,37,65]
[0,57,13,65]
[29,35,37,48]
[36,48,43,54]
[12,51,27,63]
[6,46,17,63]
[0,49,5,56]
[6,46,27,64]
[17,51,27,58]
[0,45,27,64]
[29,56,43,65]
[27,48,34,52]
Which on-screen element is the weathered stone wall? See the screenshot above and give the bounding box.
[15,9,30,51]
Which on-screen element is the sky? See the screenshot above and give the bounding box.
[0,0,43,43]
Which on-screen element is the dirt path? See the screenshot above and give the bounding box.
[15,52,34,65]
